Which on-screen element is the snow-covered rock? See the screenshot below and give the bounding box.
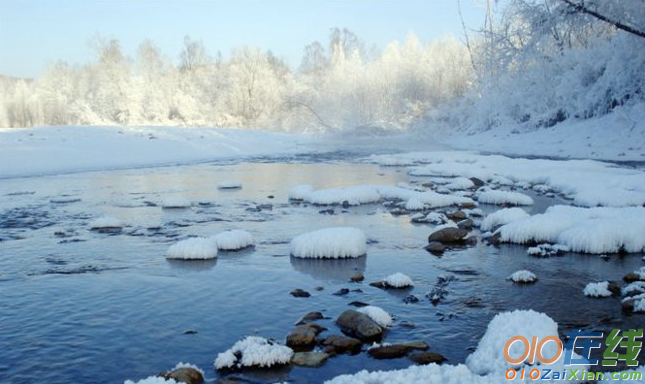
[357,306,393,328]
[480,208,529,231]
[213,230,254,251]
[583,281,614,298]
[218,181,242,189]
[162,196,191,209]
[384,272,414,288]
[307,186,381,206]
[508,270,537,284]
[477,190,534,206]
[89,216,123,229]
[166,237,218,260]
[526,243,570,257]
[290,227,366,259]
[214,336,293,370]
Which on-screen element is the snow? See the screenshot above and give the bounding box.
[526,243,570,257]
[124,377,178,384]
[497,205,645,254]
[508,270,537,283]
[172,362,204,376]
[213,230,254,251]
[445,177,475,190]
[306,186,382,206]
[214,336,293,370]
[477,190,533,206]
[480,208,530,231]
[288,184,314,201]
[357,306,393,327]
[384,272,414,288]
[583,282,613,298]
[0,126,310,179]
[161,196,191,209]
[326,310,586,384]
[166,237,218,260]
[89,216,123,229]
[622,281,645,296]
[290,227,366,259]
[218,180,242,189]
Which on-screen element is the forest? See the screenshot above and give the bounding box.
[1,0,644,133]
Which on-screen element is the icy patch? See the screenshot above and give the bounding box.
[290,227,366,259]
[167,237,218,260]
[218,181,242,189]
[526,243,570,257]
[384,272,414,288]
[480,208,530,231]
[213,230,254,251]
[498,205,645,253]
[89,216,123,229]
[583,282,613,298]
[357,306,393,327]
[508,270,537,284]
[124,377,178,384]
[477,190,533,206]
[214,336,293,370]
[162,196,191,209]
[288,184,314,201]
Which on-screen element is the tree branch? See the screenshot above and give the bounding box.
[561,0,645,39]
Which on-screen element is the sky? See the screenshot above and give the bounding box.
[0,0,487,78]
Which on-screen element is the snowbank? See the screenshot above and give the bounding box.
[497,205,645,253]
[89,216,123,229]
[480,208,529,231]
[477,190,533,206]
[166,237,218,260]
[218,181,242,189]
[214,336,293,370]
[213,230,254,251]
[508,270,537,284]
[290,227,367,259]
[384,272,414,288]
[583,282,613,298]
[357,306,393,327]
[162,196,191,209]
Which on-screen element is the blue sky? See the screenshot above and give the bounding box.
[0,0,486,78]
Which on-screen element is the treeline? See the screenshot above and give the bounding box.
[2,1,644,132]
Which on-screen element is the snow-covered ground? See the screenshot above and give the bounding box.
[0,125,312,178]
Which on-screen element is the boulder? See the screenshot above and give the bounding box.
[428,228,469,244]
[162,367,204,384]
[446,210,467,221]
[350,273,365,282]
[321,334,362,355]
[607,281,621,296]
[409,352,447,365]
[424,242,446,255]
[623,272,645,283]
[290,289,311,298]
[291,351,329,367]
[469,177,485,188]
[295,311,324,325]
[335,310,384,341]
[286,324,326,351]
[367,341,429,359]
[457,219,474,230]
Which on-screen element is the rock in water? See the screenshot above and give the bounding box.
[424,242,446,255]
[162,367,204,384]
[367,341,429,359]
[291,351,329,367]
[290,288,311,298]
[286,324,326,351]
[335,310,384,342]
[428,228,469,243]
[321,334,362,355]
[409,352,447,365]
[295,311,324,325]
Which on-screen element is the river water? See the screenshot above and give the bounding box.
[0,154,643,384]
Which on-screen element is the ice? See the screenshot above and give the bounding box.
[583,282,613,298]
[214,336,293,370]
[218,181,242,189]
[162,196,191,209]
[290,227,367,259]
[288,184,314,201]
[480,208,529,231]
[384,272,414,288]
[213,230,254,251]
[508,270,537,283]
[307,186,381,206]
[526,243,570,257]
[497,205,645,254]
[477,190,533,206]
[89,216,123,229]
[357,306,393,327]
[166,237,218,260]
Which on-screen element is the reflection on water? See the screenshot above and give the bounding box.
[166,258,218,271]
[290,256,367,283]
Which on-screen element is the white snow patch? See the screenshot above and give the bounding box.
[384,272,414,288]
[622,282,645,296]
[583,282,613,298]
[288,184,314,200]
[213,230,254,251]
[508,270,537,284]
[357,306,393,327]
[214,336,293,370]
[124,377,178,384]
[307,186,381,206]
[162,196,191,209]
[445,177,475,190]
[480,208,530,231]
[526,243,570,257]
[477,190,533,206]
[166,237,218,260]
[290,227,366,259]
[89,216,123,229]
[172,362,205,376]
[218,180,242,189]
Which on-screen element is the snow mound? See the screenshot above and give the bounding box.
[526,243,570,257]
[162,196,191,209]
[90,216,123,229]
[583,282,613,298]
[167,237,218,260]
[288,184,314,200]
[384,272,414,288]
[290,227,366,259]
[477,190,533,206]
[357,306,393,327]
[218,181,242,189]
[498,205,645,253]
[480,208,529,231]
[214,336,293,370]
[213,230,254,251]
[508,270,537,284]
[445,177,475,190]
